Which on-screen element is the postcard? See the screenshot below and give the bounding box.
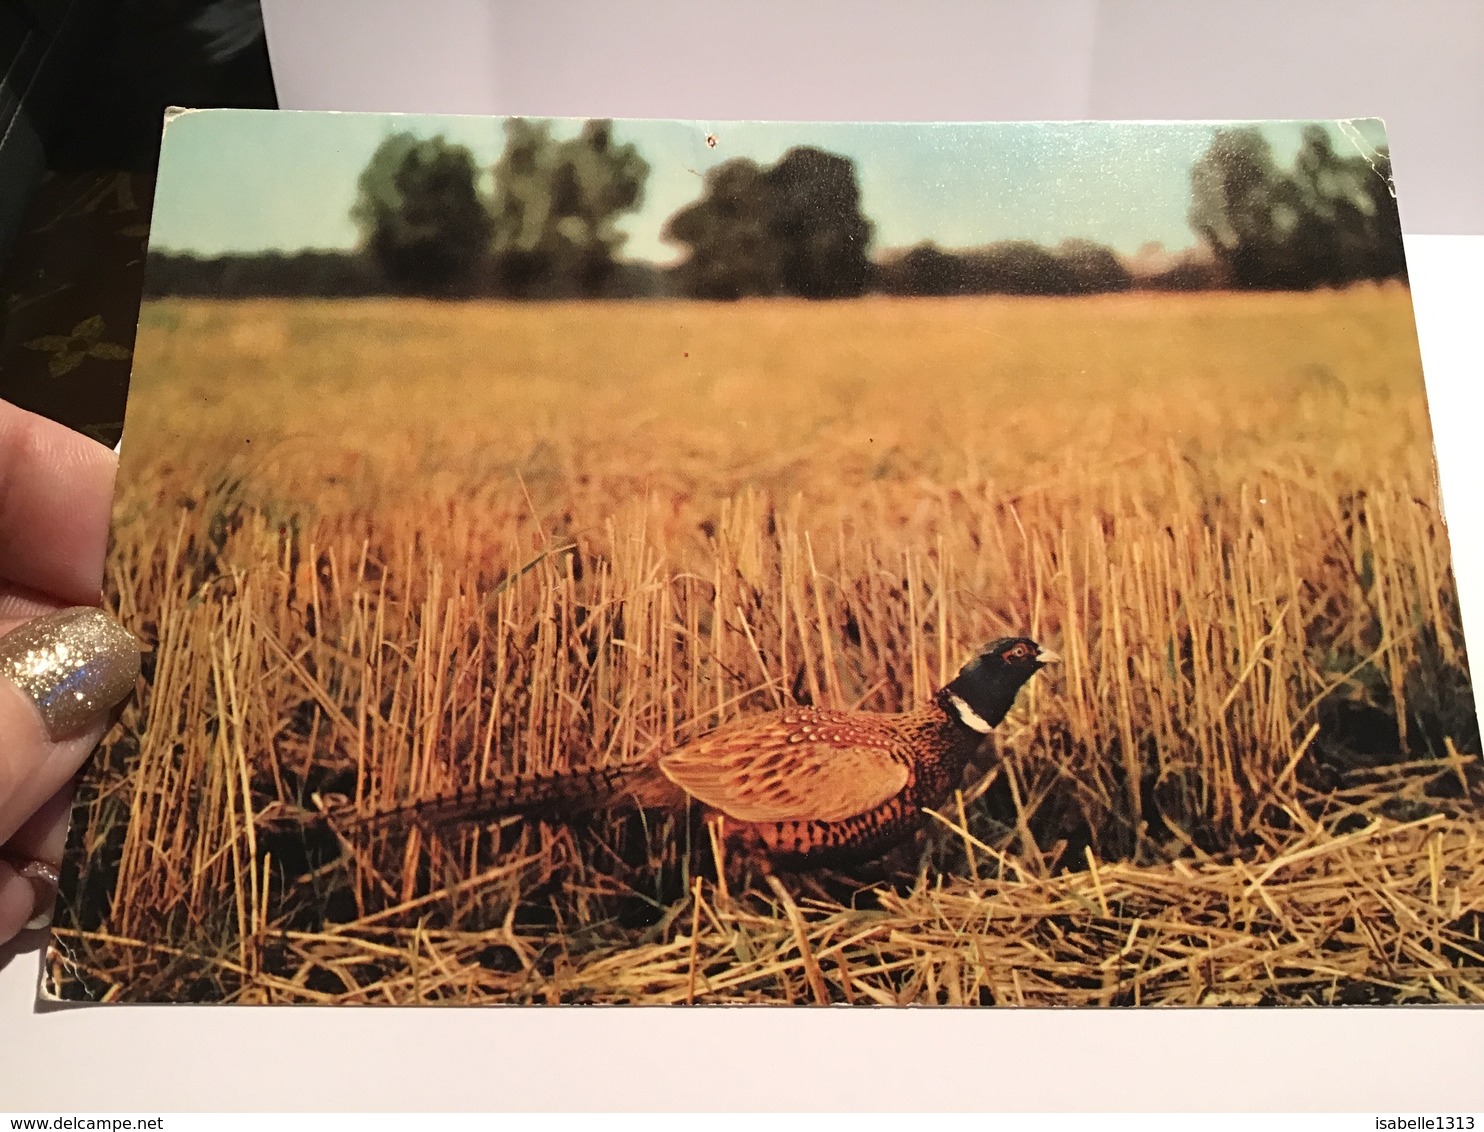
[44,111,1480,1005]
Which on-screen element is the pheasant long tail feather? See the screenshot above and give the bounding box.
[326,760,684,832]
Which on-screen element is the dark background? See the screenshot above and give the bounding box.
[0,0,277,446]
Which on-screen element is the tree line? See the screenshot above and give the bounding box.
[145,120,1406,300]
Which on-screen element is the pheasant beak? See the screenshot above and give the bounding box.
[1035,647,1062,665]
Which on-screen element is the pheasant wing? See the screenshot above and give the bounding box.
[659,721,910,824]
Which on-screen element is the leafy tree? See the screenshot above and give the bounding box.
[874,238,1133,297]
[764,147,873,298]
[961,241,1074,294]
[665,146,872,300]
[872,242,964,296]
[351,132,494,295]
[488,118,649,297]
[662,159,783,299]
[1189,125,1405,290]
[1289,126,1406,283]
[1189,127,1297,288]
[1055,238,1133,294]
[145,250,382,298]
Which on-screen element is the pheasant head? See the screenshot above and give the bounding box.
[942,636,1059,734]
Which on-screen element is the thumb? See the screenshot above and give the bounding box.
[0,607,140,940]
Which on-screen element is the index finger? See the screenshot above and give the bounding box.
[0,401,118,605]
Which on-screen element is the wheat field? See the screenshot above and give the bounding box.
[46,287,1484,1005]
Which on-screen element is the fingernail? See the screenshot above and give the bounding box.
[19,860,59,930]
[0,607,141,740]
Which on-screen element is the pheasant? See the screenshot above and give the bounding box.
[332,637,1057,870]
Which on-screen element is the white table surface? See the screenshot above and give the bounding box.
[2,235,1481,1113]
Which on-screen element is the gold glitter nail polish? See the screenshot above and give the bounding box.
[0,608,141,740]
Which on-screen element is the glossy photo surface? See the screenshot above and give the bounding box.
[46,111,1481,1006]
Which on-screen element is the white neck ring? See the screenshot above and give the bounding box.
[948,693,994,734]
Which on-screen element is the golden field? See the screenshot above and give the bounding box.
[47,288,1484,1005]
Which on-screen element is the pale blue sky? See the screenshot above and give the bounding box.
[150,109,1388,262]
